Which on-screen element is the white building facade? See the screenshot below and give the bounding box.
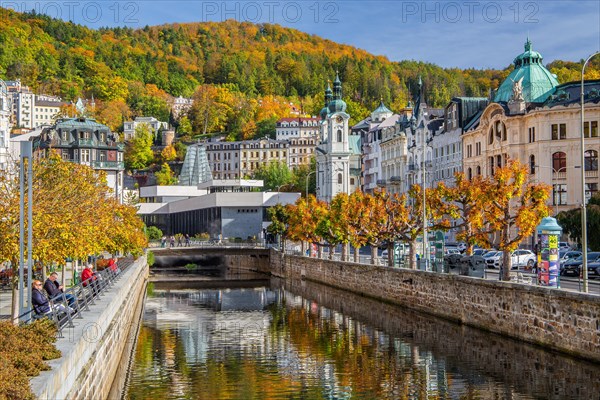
[275,117,320,140]
[124,116,168,141]
[0,80,11,169]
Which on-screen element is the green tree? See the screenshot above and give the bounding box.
[145,225,163,241]
[557,192,600,251]
[252,161,293,191]
[155,163,177,185]
[124,124,154,170]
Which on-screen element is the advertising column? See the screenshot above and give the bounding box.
[536,217,562,288]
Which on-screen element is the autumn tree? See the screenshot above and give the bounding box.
[160,145,177,163]
[267,203,290,249]
[482,161,551,280]
[124,124,154,170]
[443,173,491,255]
[286,195,327,257]
[155,163,178,185]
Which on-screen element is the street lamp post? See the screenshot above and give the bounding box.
[305,170,316,199]
[580,51,600,293]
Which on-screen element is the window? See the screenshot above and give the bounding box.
[337,129,342,142]
[586,183,598,202]
[337,173,342,184]
[466,145,472,158]
[100,152,106,161]
[584,121,599,138]
[528,127,536,143]
[530,155,536,174]
[553,184,567,206]
[475,142,481,156]
[476,166,481,176]
[81,149,90,163]
[552,152,567,172]
[467,168,472,180]
[350,178,355,185]
[585,150,598,171]
[551,123,566,140]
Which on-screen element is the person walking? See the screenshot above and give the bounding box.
[170,235,175,248]
[185,234,191,247]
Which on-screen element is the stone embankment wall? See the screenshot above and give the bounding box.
[30,256,148,400]
[269,251,600,363]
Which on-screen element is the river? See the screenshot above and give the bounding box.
[122,276,600,399]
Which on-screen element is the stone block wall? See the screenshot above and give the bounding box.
[270,250,600,363]
[31,256,148,400]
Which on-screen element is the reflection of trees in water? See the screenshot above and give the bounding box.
[281,279,600,400]
[126,285,600,400]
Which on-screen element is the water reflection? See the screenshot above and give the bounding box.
[125,280,600,399]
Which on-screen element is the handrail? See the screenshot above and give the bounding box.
[24,258,134,335]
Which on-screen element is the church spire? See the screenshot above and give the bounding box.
[333,71,342,100]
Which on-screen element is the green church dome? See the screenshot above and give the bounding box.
[494,38,559,103]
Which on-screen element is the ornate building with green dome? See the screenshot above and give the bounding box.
[462,39,600,222]
[494,38,559,104]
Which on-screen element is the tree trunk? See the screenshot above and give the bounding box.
[354,246,360,263]
[501,250,512,281]
[10,261,19,325]
[409,240,418,270]
[318,245,323,259]
[387,243,394,266]
[329,245,334,260]
[371,246,377,265]
[301,241,306,256]
[341,243,347,262]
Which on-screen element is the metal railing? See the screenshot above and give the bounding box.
[20,259,133,335]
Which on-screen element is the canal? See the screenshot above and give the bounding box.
[122,273,600,399]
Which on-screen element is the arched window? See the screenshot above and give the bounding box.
[552,152,567,172]
[337,129,342,142]
[467,168,472,180]
[476,166,481,176]
[529,155,536,174]
[585,150,598,171]
[337,173,342,184]
[488,128,494,145]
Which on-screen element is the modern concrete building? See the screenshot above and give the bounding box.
[462,39,600,215]
[33,118,125,201]
[137,179,300,238]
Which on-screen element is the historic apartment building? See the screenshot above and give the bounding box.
[123,116,168,141]
[0,80,11,169]
[462,39,600,215]
[275,117,320,140]
[4,80,66,130]
[33,117,125,201]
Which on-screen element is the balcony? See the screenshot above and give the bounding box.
[75,138,95,147]
[92,161,124,170]
[585,170,599,179]
[553,171,567,180]
[389,176,403,183]
[376,179,387,186]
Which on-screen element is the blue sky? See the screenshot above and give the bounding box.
[7,0,600,68]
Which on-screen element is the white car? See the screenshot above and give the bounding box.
[484,250,536,269]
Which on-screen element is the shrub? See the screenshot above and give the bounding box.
[194,232,210,241]
[0,319,61,399]
[184,263,198,270]
[145,226,163,241]
[147,251,155,267]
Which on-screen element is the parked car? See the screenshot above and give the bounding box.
[445,247,461,255]
[484,251,503,268]
[558,242,571,251]
[561,252,600,276]
[483,250,536,269]
[559,250,582,263]
[588,261,600,278]
[512,249,537,270]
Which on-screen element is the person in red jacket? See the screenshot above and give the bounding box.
[81,264,97,287]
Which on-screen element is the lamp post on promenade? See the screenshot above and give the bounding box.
[580,51,600,293]
[305,170,316,199]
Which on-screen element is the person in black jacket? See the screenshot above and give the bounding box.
[44,272,75,306]
[32,280,51,315]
